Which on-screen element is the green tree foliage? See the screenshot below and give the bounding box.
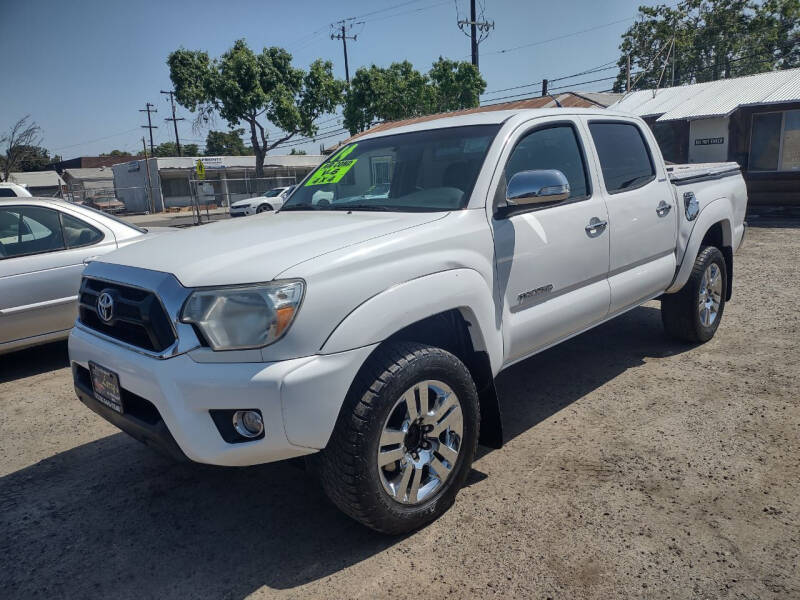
[613,0,800,92]
[15,145,54,171]
[205,129,249,155]
[289,148,307,155]
[137,142,200,157]
[167,40,344,176]
[1,116,42,180]
[100,149,133,157]
[343,58,486,135]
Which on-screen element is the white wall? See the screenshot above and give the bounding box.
[689,117,729,163]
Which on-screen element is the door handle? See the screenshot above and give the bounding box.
[585,217,608,237]
[656,200,672,217]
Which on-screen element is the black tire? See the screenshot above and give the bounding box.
[661,245,727,343]
[256,203,273,213]
[318,342,480,534]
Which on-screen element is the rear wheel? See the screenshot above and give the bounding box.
[318,342,479,534]
[256,203,273,213]
[661,245,727,343]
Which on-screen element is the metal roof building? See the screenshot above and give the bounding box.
[8,171,66,197]
[612,68,800,121]
[611,69,800,207]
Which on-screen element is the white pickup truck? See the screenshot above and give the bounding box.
[69,108,747,533]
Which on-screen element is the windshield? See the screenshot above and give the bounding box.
[264,188,283,197]
[282,124,500,212]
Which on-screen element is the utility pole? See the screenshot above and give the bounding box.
[541,79,548,97]
[142,137,155,213]
[457,0,494,71]
[627,54,631,92]
[139,102,158,155]
[160,89,185,156]
[331,20,360,84]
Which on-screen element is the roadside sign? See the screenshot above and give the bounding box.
[196,159,206,180]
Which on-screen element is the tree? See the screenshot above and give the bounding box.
[205,128,249,155]
[342,58,486,135]
[137,142,200,157]
[167,40,344,176]
[15,145,55,172]
[289,148,307,155]
[613,0,800,92]
[1,116,42,181]
[100,149,133,157]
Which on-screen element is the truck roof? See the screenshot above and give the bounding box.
[353,107,632,142]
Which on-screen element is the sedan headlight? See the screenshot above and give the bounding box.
[181,280,304,350]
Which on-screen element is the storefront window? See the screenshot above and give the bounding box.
[749,110,800,172]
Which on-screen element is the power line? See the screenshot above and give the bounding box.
[480,0,685,59]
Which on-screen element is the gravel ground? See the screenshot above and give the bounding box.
[1,225,798,599]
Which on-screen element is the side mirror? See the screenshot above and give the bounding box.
[506,169,570,207]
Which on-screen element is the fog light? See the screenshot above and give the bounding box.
[232,410,264,438]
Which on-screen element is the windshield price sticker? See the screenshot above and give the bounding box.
[305,159,357,186]
[332,143,357,161]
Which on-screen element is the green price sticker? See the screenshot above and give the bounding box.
[305,159,357,186]
[331,143,357,161]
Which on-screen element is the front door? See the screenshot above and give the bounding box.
[491,119,611,365]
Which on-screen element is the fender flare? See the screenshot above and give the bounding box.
[321,268,504,376]
[666,197,733,294]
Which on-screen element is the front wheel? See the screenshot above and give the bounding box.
[661,245,727,343]
[318,342,480,534]
[256,203,273,213]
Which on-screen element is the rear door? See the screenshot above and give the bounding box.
[0,205,115,345]
[490,118,611,365]
[585,119,678,313]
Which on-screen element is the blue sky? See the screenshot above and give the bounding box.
[1,0,655,158]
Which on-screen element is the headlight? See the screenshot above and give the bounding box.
[180,280,304,350]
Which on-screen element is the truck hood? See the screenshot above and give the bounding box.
[99,210,447,287]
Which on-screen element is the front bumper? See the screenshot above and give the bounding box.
[69,326,376,466]
[229,205,253,217]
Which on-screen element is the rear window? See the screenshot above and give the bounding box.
[0,188,18,197]
[588,122,656,193]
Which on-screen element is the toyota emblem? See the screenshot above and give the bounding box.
[97,291,115,323]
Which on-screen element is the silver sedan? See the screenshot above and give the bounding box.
[0,198,165,355]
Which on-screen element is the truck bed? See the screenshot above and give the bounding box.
[666,162,741,185]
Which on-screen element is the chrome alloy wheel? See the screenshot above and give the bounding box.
[698,263,723,327]
[377,380,463,505]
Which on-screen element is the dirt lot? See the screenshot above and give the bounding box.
[1,225,798,599]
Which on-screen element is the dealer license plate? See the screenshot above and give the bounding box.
[89,362,123,414]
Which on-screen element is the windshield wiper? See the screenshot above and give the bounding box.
[279,205,317,211]
[329,204,388,211]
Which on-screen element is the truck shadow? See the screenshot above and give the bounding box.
[0,340,69,384]
[0,305,692,598]
[493,303,693,446]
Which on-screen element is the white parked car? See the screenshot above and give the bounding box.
[229,186,294,217]
[0,198,165,354]
[69,108,747,533]
[0,182,33,197]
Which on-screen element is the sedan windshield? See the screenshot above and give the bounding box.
[282,124,500,212]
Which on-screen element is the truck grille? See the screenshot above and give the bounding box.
[78,277,176,353]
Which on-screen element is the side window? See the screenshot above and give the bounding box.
[588,122,656,193]
[0,206,65,259]
[505,125,590,200]
[0,188,18,197]
[60,213,104,248]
